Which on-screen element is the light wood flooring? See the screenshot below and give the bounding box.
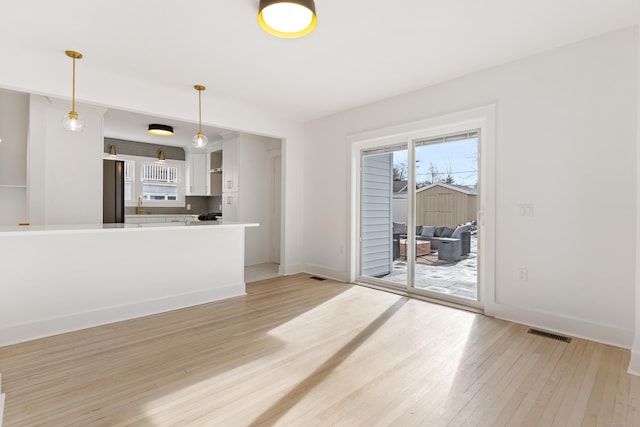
[1,274,639,426]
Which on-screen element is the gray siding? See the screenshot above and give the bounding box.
[361,153,392,277]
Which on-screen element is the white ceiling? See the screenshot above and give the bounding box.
[2,0,638,126]
[103,109,232,148]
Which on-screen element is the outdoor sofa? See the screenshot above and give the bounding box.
[393,222,472,254]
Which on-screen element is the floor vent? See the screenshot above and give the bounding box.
[527,328,572,343]
[309,276,326,281]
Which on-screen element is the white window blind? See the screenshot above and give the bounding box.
[142,164,178,183]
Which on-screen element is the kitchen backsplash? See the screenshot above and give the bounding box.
[125,196,222,215]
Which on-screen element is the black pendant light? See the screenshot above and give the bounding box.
[147,124,174,136]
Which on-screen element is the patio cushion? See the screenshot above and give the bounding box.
[451,224,470,239]
[441,227,455,237]
[393,222,407,234]
[434,227,446,237]
[421,226,436,238]
[415,225,423,235]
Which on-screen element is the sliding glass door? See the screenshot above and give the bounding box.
[360,145,408,288]
[412,132,479,301]
[358,131,480,306]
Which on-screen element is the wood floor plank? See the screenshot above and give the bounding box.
[0,274,639,426]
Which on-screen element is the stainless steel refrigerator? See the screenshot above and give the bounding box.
[103,159,125,223]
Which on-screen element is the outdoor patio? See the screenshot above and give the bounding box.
[384,235,478,300]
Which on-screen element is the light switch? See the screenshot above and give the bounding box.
[518,204,534,217]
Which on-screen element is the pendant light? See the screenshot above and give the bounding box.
[108,144,117,157]
[158,150,166,162]
[192,85,208,149]
[258,0,317,38]
[148,124,174,136]
[62,50,85,132]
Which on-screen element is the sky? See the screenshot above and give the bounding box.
[393,137,478,187]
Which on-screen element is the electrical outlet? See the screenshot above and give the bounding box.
[518,268,528,281]
[186,204,191,210]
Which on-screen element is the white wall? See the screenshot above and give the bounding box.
[630,23,640,374]
[0,89,28,226]
[304,27,638,348]
[28,96,106,225]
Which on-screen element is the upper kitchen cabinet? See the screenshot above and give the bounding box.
[188,152,208,196]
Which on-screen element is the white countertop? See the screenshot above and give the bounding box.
[124,214,199,218]
[0,221,258,236]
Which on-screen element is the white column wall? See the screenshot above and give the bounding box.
[0,89,28,226]
[28,96,106,225]
[304,27,638,348]
[629,23,640,374]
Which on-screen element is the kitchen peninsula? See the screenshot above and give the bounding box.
[0,221,258,346]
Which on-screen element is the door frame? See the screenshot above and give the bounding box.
[348,105,496,313]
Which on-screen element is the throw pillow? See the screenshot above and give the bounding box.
[415,225,423,236]
[421,226,436,238]
[434,227,445,237]
[393,222,407,235]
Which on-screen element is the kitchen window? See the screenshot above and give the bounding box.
[106,154,185,207]
[141,163,179,201]
[124,161,134,202]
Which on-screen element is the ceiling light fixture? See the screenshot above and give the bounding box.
[62,50,85,132]
[148,124,174,136]
[158,150,166,162]
[109,144,117,157]
[258,0,317,38]
[192,85,208,149]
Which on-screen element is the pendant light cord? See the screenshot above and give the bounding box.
[198,89,202,134]
[71,57,76,113]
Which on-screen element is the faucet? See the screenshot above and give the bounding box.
[136,195,144,214]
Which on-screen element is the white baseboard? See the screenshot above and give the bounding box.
[0,284,245,347]
[492,302,633,350]
[279,263,304,276]
[302,264,350,283]
[628,350,640,376]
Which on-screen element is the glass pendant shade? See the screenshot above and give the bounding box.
[258,0,317,38]
[192,85,208,148]
[192,132,208,149]
[62,111,85,132]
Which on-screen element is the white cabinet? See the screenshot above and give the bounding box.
[222,192,238,222]
[125,215,199,224]
[189,152,208,196]
[222,139,239,193]
[221,138,239,221]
